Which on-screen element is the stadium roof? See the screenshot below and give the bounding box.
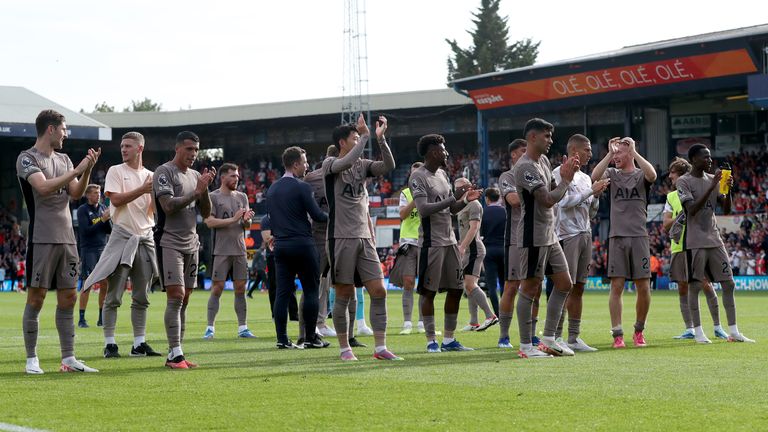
[452,24,768,85]
[88,89,472,128]
[0,86,112,140]
[450,24,768,116]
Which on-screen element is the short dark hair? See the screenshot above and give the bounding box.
[417,134,445,157]
[176,131,200,145]
[219,162,239,176]
[282,146,306,168]
[523,118,554,138]
[508,138,527,153]
[687,144,708,161]
[332,124,357,150]
[485,187,500,202]
[35,109,65,137]
[568,134,590,145]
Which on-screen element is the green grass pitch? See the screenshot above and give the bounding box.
[0,290,766,431]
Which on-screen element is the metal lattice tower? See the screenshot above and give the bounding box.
[341,0,370,126]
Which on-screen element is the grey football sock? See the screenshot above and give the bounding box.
[516,292,534,345]
[567,319,581,344]
[207,294,220,327]
[369,296,387,333]
[347,295,356,335]
[531,318,538,338]
[180,301,188,343]
[555,305,566,339]
[332,296,351,339]
[687,281,703,328]
[131,307,147,339]
[679,293,693,328]
[23,304,41,358]
[165,298,183,349]
[423,315,436,340]
[402,289,414,323]
[317,277,329,326]
[498,311,513,340]
[543,289,568,338]
[465,289,478,325]
[469,288,493,320]
[417,293,423,321]
[720,280,737,326]
[704,289,720,327]
[56,307,75,359]
[444,313,458,333]
[234,292,247,327]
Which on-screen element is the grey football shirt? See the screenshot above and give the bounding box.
[498,168,520,246]
[210,189,248,256]
[458,200,486,255]
[153,161,201,253]
[513,154,557,247]
[409,166,456,247]
[675,172,723,249]
[606,167,649,238]
[16,147,76,244]
[322,157,374,239]
[303,168,328,238]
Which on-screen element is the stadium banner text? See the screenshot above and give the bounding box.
[582,276,768,291]
[468,49,757,110]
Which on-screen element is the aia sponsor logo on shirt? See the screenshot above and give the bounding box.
[613,187,641,200]
[342,182,365,198]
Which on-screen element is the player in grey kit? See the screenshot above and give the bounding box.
[301,145,340,339]
[676,144,754,344]
[455,177,498,332]
[592,136,656,348]
[324,114,402,361]
[497,139,528,349]
[411,134,483,353]
[203,163,256,340]
[18,109,101,374]
[513,118,580,359]
[154,131,214,369]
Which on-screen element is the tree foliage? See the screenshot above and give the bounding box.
[93,102,115,113]
[446,0,540,82]
[124,97,162,112]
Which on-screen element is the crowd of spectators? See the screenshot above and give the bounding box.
[0,205,26,290]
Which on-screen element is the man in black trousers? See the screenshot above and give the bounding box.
[259,213,298,320]
[267,146,329,349]
[480,187,505,316]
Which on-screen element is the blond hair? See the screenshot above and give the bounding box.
[122,131,145,146]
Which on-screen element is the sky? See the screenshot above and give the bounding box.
[2,0,765,113]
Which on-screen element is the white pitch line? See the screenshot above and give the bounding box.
[0,422,50,432]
